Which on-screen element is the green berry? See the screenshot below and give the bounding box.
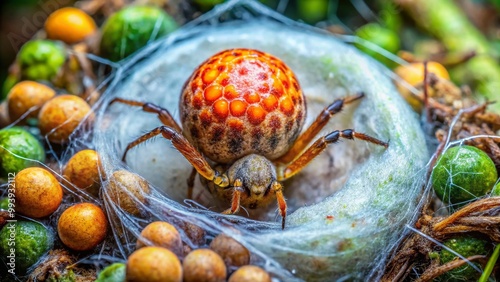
[431,145,498,207]
[436,235,490,281]
[17,40,66,82]
[96,263,126,282]
[355,23,400,68]
[297,0,328,24]
[378,2,402,32]
[100,5,178,61]
[0,127,45,177]
[0,198,9,210]
[0,221,53,274]
[1,74,18,102]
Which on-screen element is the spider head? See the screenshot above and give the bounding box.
[227,154,277,205]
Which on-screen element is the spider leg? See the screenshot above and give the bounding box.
[122,126,221,183]
[278,129,388,181]
[276,93,364,164]
[186,167,197,199]
[222,179,244,215]
[110,98,182,133]
[271,181,287,229]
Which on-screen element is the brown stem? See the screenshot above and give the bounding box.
[433,197,500,232]
[415,255,486,282]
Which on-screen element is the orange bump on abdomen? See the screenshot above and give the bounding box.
[204,85,223,103]
[262,95,278,111]
[202,68,219,84]
[271,81,284,97]
[277,70,288,85]
[224,85,238,100]
[247,105,266,125]
[213,100,229,120]
[280,97,294,116]
[244,92,261,104]
[230,100,247,117]
[222,55,235,62]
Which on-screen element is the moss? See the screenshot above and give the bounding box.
[436,235,490,281]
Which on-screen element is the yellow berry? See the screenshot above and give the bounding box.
[395,62,450,87]
[394,61,450,111]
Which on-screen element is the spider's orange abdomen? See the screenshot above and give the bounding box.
[180,49,306,164]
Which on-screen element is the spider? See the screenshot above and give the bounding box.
[111,48,388,229]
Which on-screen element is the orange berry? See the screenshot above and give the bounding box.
[136,221,183,256]
[228,265,271,282]
[183,249,226,282]
[14,167,63,218]
[45,7,96,44]
[57,203,108,251]
[127,246,182,282]
[38,95,93,144]
[178,222,206,247]
[63,149,102,196]
[106,170,150,216]
[210,234,250,268]
[7,81,55,123]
